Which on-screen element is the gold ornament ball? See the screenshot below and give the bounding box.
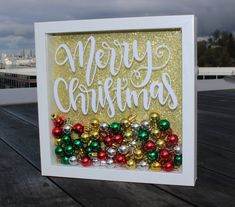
[151,129,160,139]
[149,112,160,122]
[150,162,161,171]
[125,159,137,170]
[124,130,133,141]
[81,132,90,141]
[134,148,144,160]
[54,138,62,146]
[91,131,99,139]
[157,139,166,148]
[121,118,130,129]
[91,119,100,129]
[71,131,78,140]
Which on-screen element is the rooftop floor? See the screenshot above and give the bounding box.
[0,90,235,207]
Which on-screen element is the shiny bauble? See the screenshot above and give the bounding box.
[80,157,92,167]
[110,122,121,133]
[162,161,174,172]
[147,151,159,162]
[174,145,182,155]
[133,148,144,160]
[64,145,74,155]
[141,120,151,130]
[150,129,160,139]
[106,158,115,168]
[121,118,130,129]
[85,146,93,154]
[99,122,109,131]
[63,124,72,134]
[90,140,100,152]
[73,139,83,149]
[72,123,84,135]
[129,140,137,147]
[158,120,170,131]
[114,153,127,165]
[159,149,172,162]
[91,131,99,139]
[100,160,107,166]
[125,159,137,170]
[150,162,161,171]
[97,150,108,160]
[118,145,129,154]
[143,141,156,152]
[81,132,90,141]
[174,155,182,166]
[166,134,178,147]
[157,139,166,149]
[53,116,65,127]
[92,157,101,167]
[61,135,71,145]
[52,127,63,138]
[55,146,64,157]
[138,130,149,141]
[69,156,78,165]
[104,136,113,146]
[90,119,99,129]
[54,138,62,146]
[131,122,140,131]
[112,135,123,145]
[137,160,149,170]
[61,156,70,164]
[107,147,116,158]
[149,112,160,122]
[124,130,133,141]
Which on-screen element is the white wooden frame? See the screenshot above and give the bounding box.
[35,15,197,186]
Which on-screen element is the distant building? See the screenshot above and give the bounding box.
[0,68,36,88]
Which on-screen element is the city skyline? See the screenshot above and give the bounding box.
[1,0,235,53]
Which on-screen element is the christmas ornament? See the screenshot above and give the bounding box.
[80,157,92,167]
[52,127,63,138]
[174,145,182,155]
[92,157,101,166]
[106,158,115,168]
[125,159,137,170]
[69,156,78,165]
[174,155,182,166]
[63,123,72,134]
[162,161,174,172]
[150,162,161,171]
[137,160,149,170]
[97,151,108,160]
[143,141,156,152]
[114,153,127,165]
[158,120,170,131]
[107,147,116,158]
[118,145,129,154]
[166,134,178,147]
[72,123,84,134]
[55,146,64,157]
[138,130,149,141]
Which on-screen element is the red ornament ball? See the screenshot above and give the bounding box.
[80,157,92,167]
[143,141,156,152]
[112,135,123,145]
[72,123,84,134]
[104,136,113,146]
[166,134,178,147]
[162,161,174,172]
[52,127,63,138]
[53,116,65,127]
[97,151,108,160]
[114,153,127,165]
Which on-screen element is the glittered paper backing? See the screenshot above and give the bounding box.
[50,29,182,139]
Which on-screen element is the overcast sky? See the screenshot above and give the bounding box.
[0,0,235,53]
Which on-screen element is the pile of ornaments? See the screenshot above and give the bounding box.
[51,112,182,172]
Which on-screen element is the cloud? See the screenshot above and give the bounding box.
[0,0,235,52]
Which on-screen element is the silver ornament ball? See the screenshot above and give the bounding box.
[69,156,78,165]
[141,120,151,130]
[107,147,116,158]
[118,145,129,154]
[174,145,182,155]
[106,159,115,168]
[63,124,72,134]
[100,122,109,131]
[131,122,140,131]
[137,160,149,170]
[92,158,101,167]
[100,160,107,166]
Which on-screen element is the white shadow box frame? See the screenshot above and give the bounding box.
[35,15,197,186]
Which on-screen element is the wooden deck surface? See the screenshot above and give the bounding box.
[0,90,235,207]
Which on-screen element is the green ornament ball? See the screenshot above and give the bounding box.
[147,151,159,162]
[90,140,100,151]
[138,130,149,141]
[110,122,121,132]
[158,120,170,131]
[61,134,71,145]
[55,146,64,157]
[73,139,83,149]
[174,154,182,166]
[85,146,93,154]
[64,145,74,155]
[61,156,70,164]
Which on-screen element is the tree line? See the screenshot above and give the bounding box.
[198,30,235,67]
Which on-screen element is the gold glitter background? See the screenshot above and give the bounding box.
[49,30,182,138]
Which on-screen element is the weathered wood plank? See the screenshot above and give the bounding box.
[0,139,80,207]
[0,108,192,207]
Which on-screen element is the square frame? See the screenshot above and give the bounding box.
[35,15,197,186]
